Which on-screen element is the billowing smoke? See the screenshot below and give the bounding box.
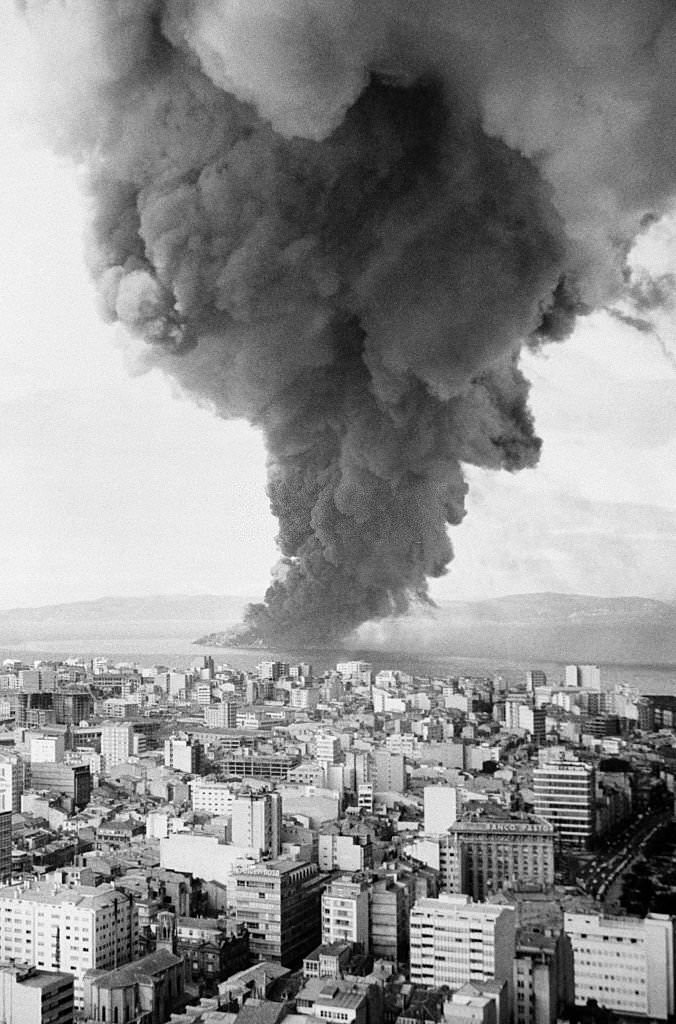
[18,0,676,643]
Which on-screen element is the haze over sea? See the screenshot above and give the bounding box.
[1,632,674,697]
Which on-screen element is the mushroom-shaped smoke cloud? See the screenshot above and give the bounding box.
[19,0,676,644]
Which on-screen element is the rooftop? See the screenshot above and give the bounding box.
[87,948,183,989]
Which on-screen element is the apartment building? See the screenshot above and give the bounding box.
[0,752,26,812]
[321,877,370,951]
[564,911,675,1020]
[513,929,574,1024]
[410,895,516,991]
[0,883,138,1008]
[231,791,282,858]
[100,723,139,771]
[163,734,201,774]
[190,780,234,817]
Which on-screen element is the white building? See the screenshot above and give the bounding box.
[357,783,374,813]
[191,779,234,817]
[205,701,237,728]
[565,664,601,690]
[289,687,319,711]
[28,734,64,764]
[159,833,254,886]
[318,832,367,873]
[0,961,73,1024]
[321,877,370,951]
[100,722,139,770]
[231,791,282,858]
[0,752,25,811]
[410,895,515,991]
[564,911,674,1020]
[315,733,341,766]
[424,785,460,835]
[336,662,372,684]
[0,883,138,1008]
[164,734,200,774]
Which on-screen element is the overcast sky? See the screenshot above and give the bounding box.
[1,19,675,612]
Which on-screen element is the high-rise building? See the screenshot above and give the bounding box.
[100,722,139,770]
[52,689,93,726]
[531,707,547,746]
[565,664,601,690]
[533,759,595,848]
[564,911,675,1020]
[231,791,282,858]
[0,812,11,883]
[0,883,138,1008]
[164,734,202,774]
[443,806,555,900]
[424,785,460,835]
[370,876,409,966]
[526,670,547,692]
[315,733,341,766]
[513,929,574,1024]
[0,961,73,1024]
[205,701,237,729]
[257,661,289,682]
[0,752,25,811]
[321,876,370,951]
[336,662,372,684]
[231,859,325,965]
[190,779,234,817]
[372,750,405,793]
[410,895,516,991]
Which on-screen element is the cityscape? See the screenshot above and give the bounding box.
[4,3,676,1024]
[0,653,672,1024]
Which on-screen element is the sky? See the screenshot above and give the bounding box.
[1,16,675,612]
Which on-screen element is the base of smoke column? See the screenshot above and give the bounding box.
[193,624,268,648]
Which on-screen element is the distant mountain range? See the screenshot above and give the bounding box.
[0,594,251,648]
[353,592,676,664]
[0,592,674,664]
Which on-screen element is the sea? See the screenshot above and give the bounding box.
[1,631,674,697]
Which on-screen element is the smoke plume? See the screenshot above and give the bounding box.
[19,0,676,643]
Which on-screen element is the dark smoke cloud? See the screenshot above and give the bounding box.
[18,0,676,643]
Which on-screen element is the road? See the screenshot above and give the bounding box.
[577,810,673,908]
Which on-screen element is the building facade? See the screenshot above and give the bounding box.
[410,895,516,992]
[564,911,675,1020]
[82,947,185,1024]
[513,929,574,1024]
[231,859,325,966]
[533,760,595,848]
[0,961,73,1024]
[321,877,370,951]
[230,791,282,858]
[163,735,201,774]
[0,883,138,1008]
[443,807,555,900]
